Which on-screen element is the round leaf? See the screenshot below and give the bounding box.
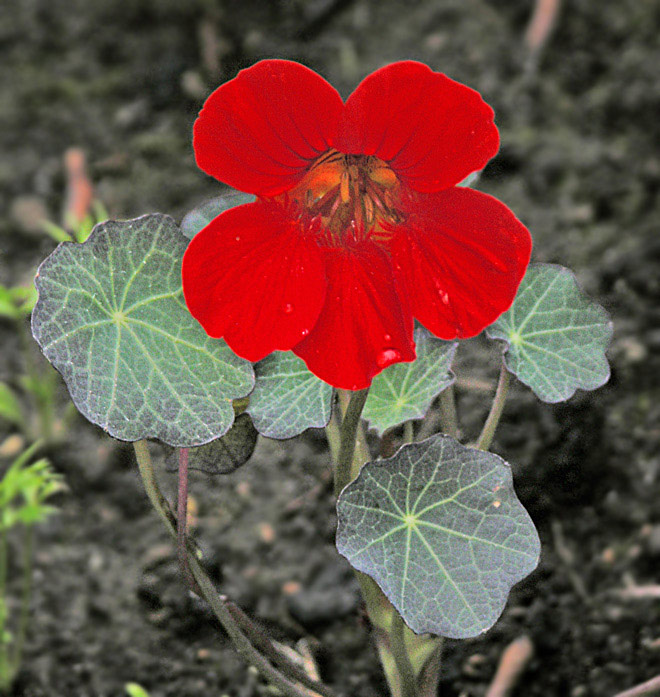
[487,264,612,402]
[336,435,540,639]
[181,192,256,240]
[363,328,457,435]
[247,351,332,439]
[31,214,254,447]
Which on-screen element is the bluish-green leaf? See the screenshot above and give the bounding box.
[247,351,332,439]
[181,192,256,240]
[363,328,457,435]
[487,264,612,402]
[337,435,540,638]
[31,214,254,447]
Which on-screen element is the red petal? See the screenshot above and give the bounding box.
[293,244,415,390]
[389,188,532,339]
[182,201,327,361]
[193,60,343,197]
[333,61,499,193]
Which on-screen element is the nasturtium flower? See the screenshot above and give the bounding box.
[183,60,531,390]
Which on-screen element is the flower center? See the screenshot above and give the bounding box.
[287,150,406,246]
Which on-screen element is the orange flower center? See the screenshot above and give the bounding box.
[286,150,406,246]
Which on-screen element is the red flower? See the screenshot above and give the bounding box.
[183,60,531,390]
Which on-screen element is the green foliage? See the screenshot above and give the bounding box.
[1,443,62,693]
[363,328,456,435]
[40,200,109,244]
[487,264,612,402]
[125,683,151,697]
[31,214,255,447]
[0,443,63,531]
[0,386,24,431]
[337,434,540,638]
[247,352,332,439]
[0,285,37,321]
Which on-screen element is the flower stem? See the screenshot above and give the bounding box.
[439,385,459,439]
[132,441,335,697]
[333,388,370,497]
[331,391,439,697]
[389,611,418,697]
[477,364,511,451]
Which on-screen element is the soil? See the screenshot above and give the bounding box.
[1,1,659,696]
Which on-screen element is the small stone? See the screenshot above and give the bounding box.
[0,434,25,458]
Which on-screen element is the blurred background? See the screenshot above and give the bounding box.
[0,1,659,695]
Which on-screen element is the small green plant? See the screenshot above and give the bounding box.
[0,442,63,693]
[40,200,108,245]
[0,284,64,443]
[0,201,106,442]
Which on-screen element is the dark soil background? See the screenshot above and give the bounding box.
[1,1,659,696]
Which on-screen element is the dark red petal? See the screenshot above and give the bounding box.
[293,244,415,390]
[389,188,532,339]
[193,60,343,196]
[333,61,499,193]
[182,201,327,361]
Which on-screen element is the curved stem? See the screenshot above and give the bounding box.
[477,364,511,451]
[403,421,414,445]
[333,388,370,497]
[132,441,336,697]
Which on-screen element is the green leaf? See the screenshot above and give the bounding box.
[337,435,540,639]
[363,328,457,435]
[163,413,258,474]
[487,264,612,402]
[181,192,256,240]
[246,351,332,439]
[0,382,24,428]
[125,684,151,697]
[31,214,254,447]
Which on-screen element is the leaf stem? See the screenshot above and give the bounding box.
[477,364,511,451]
[176,448,197,593]
[439,385,459,439]
[333,388,370,497]
[132,441,336,697]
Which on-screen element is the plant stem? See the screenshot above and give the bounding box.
[476,364,511,451]
[331,391,437,697]
[132,441,336,697]
[176,448,197,593]
[333,388,370,497]
[11,524,34,679]
[439,385,459,439]
[389,611,418,697]
[0,528,8,686]
[403,421,414,445]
